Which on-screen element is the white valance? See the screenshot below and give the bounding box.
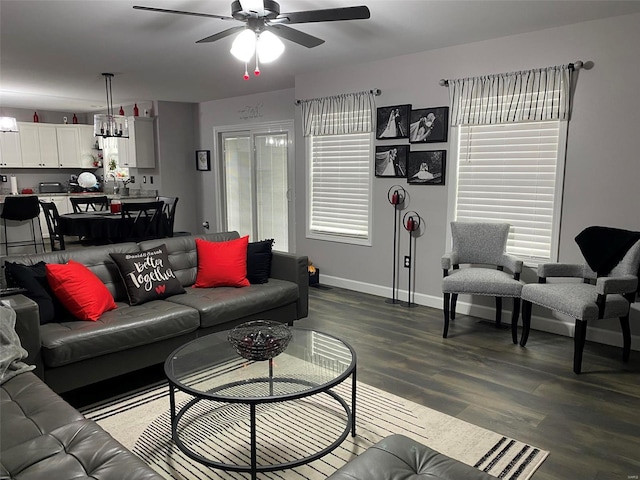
[300,90,376,136]
[447,65,573,126]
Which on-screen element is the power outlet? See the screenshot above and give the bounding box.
[0,175,7,183]
[130,175,135,184]
[143,176,147,184]
[404,256,411,268]
[150,176,153,184]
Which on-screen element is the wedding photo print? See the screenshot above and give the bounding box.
[407,150,446,185]
[375,145,408,177]
[376,104,411,139]
[409,106,449,143]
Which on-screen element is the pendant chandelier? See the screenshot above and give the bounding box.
[93,73,129,138]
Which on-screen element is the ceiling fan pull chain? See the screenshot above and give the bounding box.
[243,62,250,80]
[254,53,261,76]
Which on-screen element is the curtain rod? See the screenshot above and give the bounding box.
[438,61,583,87]
[295,88,382,105]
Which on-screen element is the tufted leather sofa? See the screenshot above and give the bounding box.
[327,434,498,480]
[1,370,163,480]
[1,232,308,393]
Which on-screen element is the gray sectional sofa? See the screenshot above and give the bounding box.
[1,231,308,393]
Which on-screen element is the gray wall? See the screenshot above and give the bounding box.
[154,101,199,235]
[291,12,640,349]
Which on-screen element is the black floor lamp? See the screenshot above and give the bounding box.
[402,211,421,308]
[385,185,406,305]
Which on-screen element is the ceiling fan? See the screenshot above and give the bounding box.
[133,0,370,78]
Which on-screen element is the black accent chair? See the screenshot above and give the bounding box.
[39,200,65,251]
[70,195,109,213]
[1,196,45,255]
[157,196,179,237]
[120,201,164,241]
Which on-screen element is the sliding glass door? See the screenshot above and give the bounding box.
[219,122,294,252]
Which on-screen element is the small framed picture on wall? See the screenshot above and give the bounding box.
[196,150,211,171]
[375,145,408,177]
[376,104,411,140]
[407,150,446,185]
[409,106,449,143]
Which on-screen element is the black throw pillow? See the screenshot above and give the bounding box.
[3,261,69,324]
[247,239,274,284]
[110,244,185,306]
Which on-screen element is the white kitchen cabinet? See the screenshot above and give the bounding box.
[117,136,133,167]
[0,132,22,167]
[19,123,59,168]
[56,126,82,168]
[78,125,98,169]
[131,117,155,169]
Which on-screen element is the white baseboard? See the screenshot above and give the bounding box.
[318,274,639,351]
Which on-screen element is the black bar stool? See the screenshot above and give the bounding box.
[1,196,46,255]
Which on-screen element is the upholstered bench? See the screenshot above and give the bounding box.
[327,434,498,480]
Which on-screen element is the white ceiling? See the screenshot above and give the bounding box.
[2,0,640,112]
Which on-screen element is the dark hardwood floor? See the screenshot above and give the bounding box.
[64,285,640,480]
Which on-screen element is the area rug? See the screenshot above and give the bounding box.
[82,359,548,480]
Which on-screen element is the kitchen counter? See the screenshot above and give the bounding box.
[0,189,158,203]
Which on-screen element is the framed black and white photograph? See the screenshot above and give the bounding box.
[376,104,411,140]
[196,150,211,171]
[375,145,408,177]
[407,150,446,185]
[409,106,449,143]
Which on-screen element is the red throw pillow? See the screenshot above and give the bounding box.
[195,236,250,288]
[46,260,117,321]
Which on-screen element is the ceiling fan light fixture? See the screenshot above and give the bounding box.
[257,30,284,63]
[230,29,257,62]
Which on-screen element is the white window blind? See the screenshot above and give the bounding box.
[307,131,372,243]
[455,120,564,261]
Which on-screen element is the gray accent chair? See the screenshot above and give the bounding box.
[520,239,640,374]
[442,222,524,343]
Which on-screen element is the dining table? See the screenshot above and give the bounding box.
[58,211,127,243]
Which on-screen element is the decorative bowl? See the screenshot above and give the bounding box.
[227,320,292,361]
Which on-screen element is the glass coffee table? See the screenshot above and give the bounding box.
[165,327,356,479]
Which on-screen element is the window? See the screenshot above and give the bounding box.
[452,120,566,262]
[306,131,373,245]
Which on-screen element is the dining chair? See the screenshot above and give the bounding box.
[441,222,524,343]
[70,195,109,213]
[521,228,640,373]
[120,201,164,241]
[157,196,179,237]
[38,200,65,251]
[1,196,46,255]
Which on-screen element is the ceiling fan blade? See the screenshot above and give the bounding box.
[269,25,324,48]
[133,5,233,21]
[276,6,370,24]
[196,26,245,43]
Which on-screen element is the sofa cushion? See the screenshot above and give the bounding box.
[166,279,299,329]
[39,301,200,368]
[139,232,241,287]
[326,434,498,480]
[0,242,141,303]
[110,244,186,305]
[0,371,84,451]
[247,239,274,284]
[46,260,117,321]
[3,261,69,324]
[0,372,163,480]
[195,236,250,288]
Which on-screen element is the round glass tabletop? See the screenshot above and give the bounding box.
[165,327,356,402]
